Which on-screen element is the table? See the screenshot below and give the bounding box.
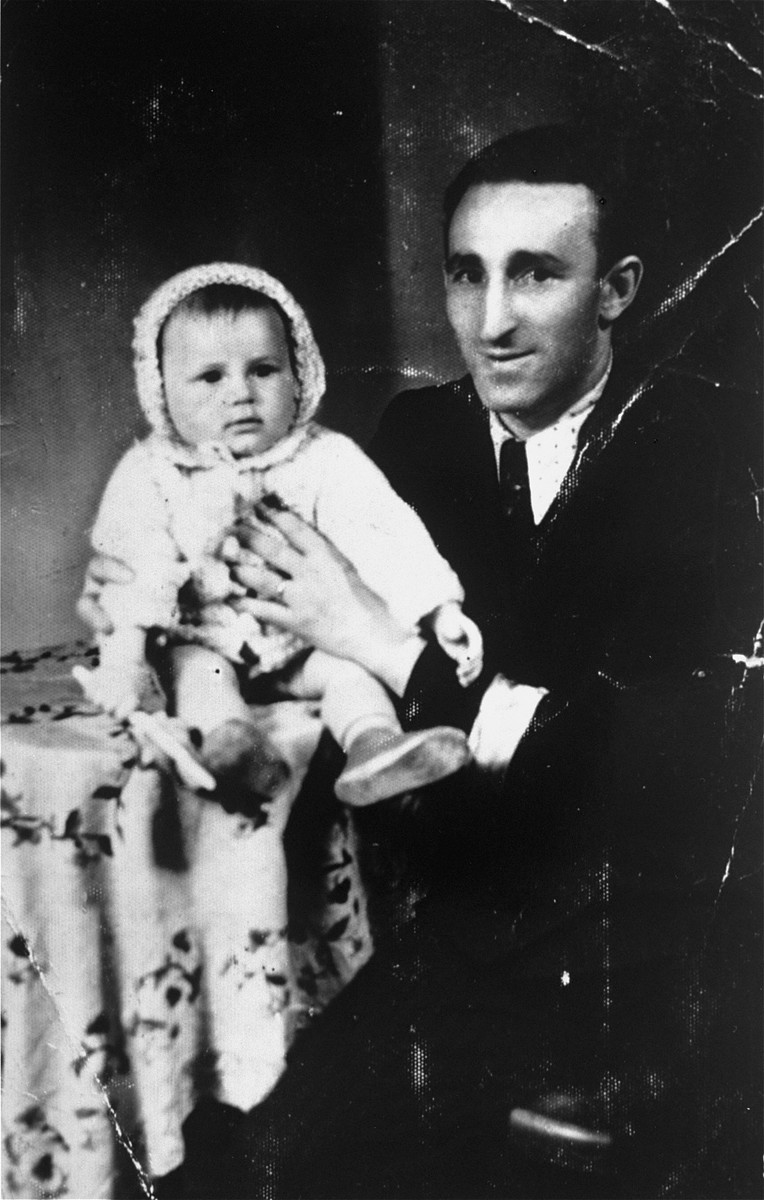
[2,641,373,1198]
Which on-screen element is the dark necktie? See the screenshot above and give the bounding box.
[498,436,534,539]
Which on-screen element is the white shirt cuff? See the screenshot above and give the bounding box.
[468,674,548,771]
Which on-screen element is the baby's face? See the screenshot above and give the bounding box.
[161,306,298,457]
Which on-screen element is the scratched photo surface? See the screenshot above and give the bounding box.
[2,3,761,1198]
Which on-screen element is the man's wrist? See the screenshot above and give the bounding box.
[468,676,548,770]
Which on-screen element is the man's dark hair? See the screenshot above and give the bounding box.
[158,284,297,372]
[443,124,639,274]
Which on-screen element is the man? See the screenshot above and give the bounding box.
[82,126,761,1198]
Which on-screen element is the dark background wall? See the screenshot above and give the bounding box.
[3,1,761,650]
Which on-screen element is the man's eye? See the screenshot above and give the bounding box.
[450,269,483,286]
[515,268,554,287]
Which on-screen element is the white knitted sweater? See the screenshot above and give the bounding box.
[91,263,463,675]
[92,423,464,674]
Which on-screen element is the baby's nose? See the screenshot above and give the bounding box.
[232,376,258,404]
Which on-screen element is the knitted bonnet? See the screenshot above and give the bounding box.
[132,263,326,445]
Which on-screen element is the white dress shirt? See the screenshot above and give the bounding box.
[470,363,612,769]
[488,363,611,523]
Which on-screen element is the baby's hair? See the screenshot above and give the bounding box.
[157,283,298,373]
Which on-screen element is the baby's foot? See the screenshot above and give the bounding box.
[199,719,290,818]
[129,711,216,790]
[335,725,471,807]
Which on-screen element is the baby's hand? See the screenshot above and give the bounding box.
[429,603,484,688]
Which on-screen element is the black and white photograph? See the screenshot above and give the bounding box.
[2,3,762,1198]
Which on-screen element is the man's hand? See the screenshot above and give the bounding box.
[76,554,136,636]
[226,497,424,695]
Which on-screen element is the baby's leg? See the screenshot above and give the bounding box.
[171,644,289,807]
[300,650,398,748]
[172,644,253,733]
[300,651,471,807]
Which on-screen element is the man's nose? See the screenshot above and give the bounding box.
[479,278,518,343]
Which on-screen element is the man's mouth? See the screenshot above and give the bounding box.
[482,350,532,364]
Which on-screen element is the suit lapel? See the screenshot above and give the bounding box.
[529,358,655,545]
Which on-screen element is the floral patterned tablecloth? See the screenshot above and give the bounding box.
[1,641,373,1199]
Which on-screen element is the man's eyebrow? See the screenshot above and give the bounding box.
[445,249,569,275]
[508,250,567,273]
[444,251,483,274]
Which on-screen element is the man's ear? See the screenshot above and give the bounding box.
[598,256,643,326]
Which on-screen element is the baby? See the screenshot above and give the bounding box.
[81,263,483,808]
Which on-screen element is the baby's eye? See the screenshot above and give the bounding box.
[249,363,279,378]
[199,369,223,384]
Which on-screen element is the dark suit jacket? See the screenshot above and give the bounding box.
[369,360,762,977]
[183,365,761,1200]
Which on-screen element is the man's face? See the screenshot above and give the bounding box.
[445,181,611,429]
[161,306,298,457]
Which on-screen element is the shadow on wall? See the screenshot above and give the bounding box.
[3,0,761,651]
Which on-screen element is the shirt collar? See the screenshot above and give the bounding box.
[488,357,613,524]
[489,355,613,452]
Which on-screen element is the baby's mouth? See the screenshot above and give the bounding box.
[226,416,263,431]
